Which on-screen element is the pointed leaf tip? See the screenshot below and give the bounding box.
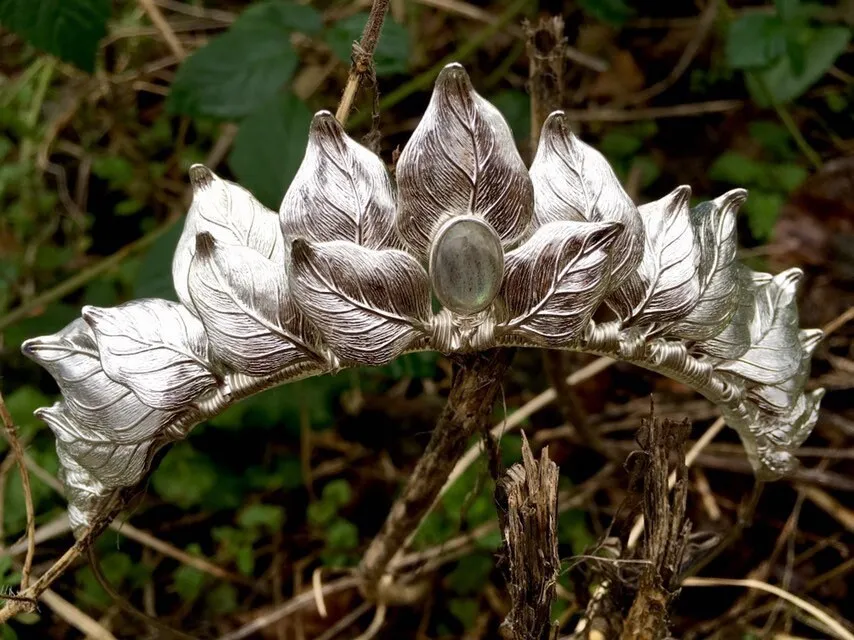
[310,110,344,135]
[189,164,215,190]
[396,61,533,256]
[800,328,823,355]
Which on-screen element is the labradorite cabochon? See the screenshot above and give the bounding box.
[429,216,504,315]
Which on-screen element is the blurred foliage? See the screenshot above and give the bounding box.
[0,0,850,635]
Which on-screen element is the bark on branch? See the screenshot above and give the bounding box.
[497,433,560,640]
[359,349,513,600]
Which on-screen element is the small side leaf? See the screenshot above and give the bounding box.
[396,63,534,258]
[188,233,323,376]
[39,403,157,490]
[22,318,171,443]
[57,455,113,538]
[747,388,825,478]
[173,165,285,314]
[714,268,802,384]
[669,189,745,340]
[693,265,765,359]
[290,239,432,365]
[280,111,399,249]
[748,327,822,414]
[83,299,218,411]
[625,186,701,325]
[497,221,621,347]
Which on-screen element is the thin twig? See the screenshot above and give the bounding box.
[138,0,187,59]
[623,0,718,106]
[216,576,362,640]
[40,588,118,640]
[682,577,854,640]
[335,0,391,125]
[349,0,531,128]
[353,603,387,640]
[313,601,373,640]
[822,305,854,337]
[0,392,36,592]
[561,99,743,122]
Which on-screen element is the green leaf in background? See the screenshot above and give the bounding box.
[577,0,634,26]
[558,509,595,556]
[449,597,479,630]
[168,0,322,119]
[709,151,767,186]
[748,121,798,160]
[134,221,182,301]
[173,564,206,602]
[774,0,803,22]
[747,26,850,105]
[229,91,313,209]
[3,303,79,348]
[152,443,218,508]
[0,0,110,72]
[490,90,530,144]
[744,190,786,240]
[446,554,493,595]
[206,583,238,614]
[326,518,359,550]
[237,503,286,532]
[325,15,411,76]
[726,14,788,70]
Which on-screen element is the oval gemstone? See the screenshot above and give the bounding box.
[429,216,504,315]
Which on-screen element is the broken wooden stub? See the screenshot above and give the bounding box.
[497,433,560,640]
[621,416,691,640]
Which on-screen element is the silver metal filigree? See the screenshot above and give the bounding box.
[22,63,825,536]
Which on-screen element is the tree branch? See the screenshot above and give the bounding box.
[0,392,35,592]
[358,348,513,600]
[335,0,391,126]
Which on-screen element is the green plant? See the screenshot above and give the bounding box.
[307,479,360,567]
[709,120,808,239]
[726,0,851,105]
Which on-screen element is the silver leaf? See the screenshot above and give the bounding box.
[38,402,156,490]
[528,111,645,308]
[83,298,218,411]
[749,388,825,478]
[748,328,822,414]
[496,221,621,347]
[714,268,802,385]
[280,111,399,249]
[692,265,764,359]
[668,189,745,340]
[188,233,324,376]
[290,239,432,365]
[626,186,701,325]
[173,165,285,313]
[22,319,173,442]
[57,456,112,538]
[395,63,534,258]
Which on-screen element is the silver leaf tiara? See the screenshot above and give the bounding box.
[22,63,824,536]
